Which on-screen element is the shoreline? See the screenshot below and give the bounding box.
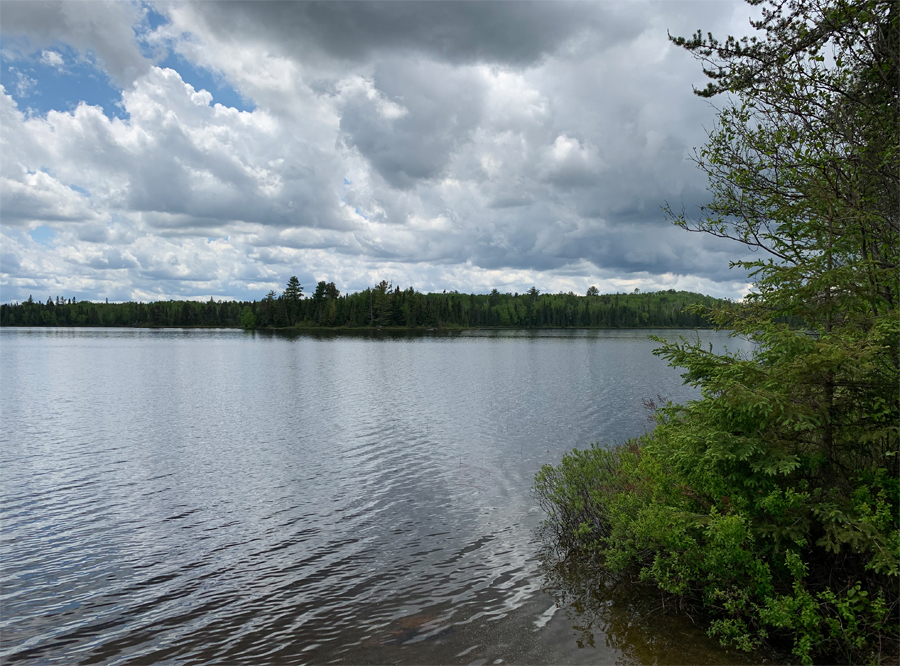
[0,324,725,331]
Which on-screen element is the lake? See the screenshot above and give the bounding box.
[0,327,771,665]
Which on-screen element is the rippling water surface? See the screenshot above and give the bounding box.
[1,327,762,665]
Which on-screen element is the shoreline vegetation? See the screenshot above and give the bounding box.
[0,285,727,330]
[535,1,898,665]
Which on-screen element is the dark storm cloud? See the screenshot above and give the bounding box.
[178,1,641,67]
[462,220,748,283]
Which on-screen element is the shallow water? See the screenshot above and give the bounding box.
[0,327,770,664]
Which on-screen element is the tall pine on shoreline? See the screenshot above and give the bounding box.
[536,0,898,662]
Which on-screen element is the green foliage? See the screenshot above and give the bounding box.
[536,0,898,662]
[282,276,303,326]
[239,306,257,330]
[0,296,254,328]
[0,287,724,330]
[536,406,898,662]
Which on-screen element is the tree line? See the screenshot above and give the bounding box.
[0,282,723,329]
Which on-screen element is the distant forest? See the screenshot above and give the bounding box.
[0,278,726,329]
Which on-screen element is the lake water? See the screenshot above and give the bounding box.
[0,327,771,665]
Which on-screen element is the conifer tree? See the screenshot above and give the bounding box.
[537,1,898,662]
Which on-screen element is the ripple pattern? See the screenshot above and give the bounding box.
[0,327,755,664]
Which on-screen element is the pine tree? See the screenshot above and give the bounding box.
[282,276,303,325]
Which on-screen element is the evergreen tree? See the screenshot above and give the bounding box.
[537,1,898,663]
[282,277,303,325]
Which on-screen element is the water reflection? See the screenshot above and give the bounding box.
[537,546,787,665]
[1,327,763,664]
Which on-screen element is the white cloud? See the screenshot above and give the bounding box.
[40,49,64,69]
[8,69,37,97]
[537,134,604,187]
[0,168,107,225]
[1,0,150,86]
[0,0,760,303]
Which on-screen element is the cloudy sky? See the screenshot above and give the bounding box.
[1,1,759,303]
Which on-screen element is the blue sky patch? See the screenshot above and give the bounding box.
[139,4,252,112]
[1,11,252,122]
[29,226,57,245]
[0,40,128,120]
[143,4,169,33]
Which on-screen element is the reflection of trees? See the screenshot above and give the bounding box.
[537,545,781,665]
[538,547,653,665]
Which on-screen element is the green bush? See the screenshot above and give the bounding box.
[535,0,898,662]
[535,411,898,663]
